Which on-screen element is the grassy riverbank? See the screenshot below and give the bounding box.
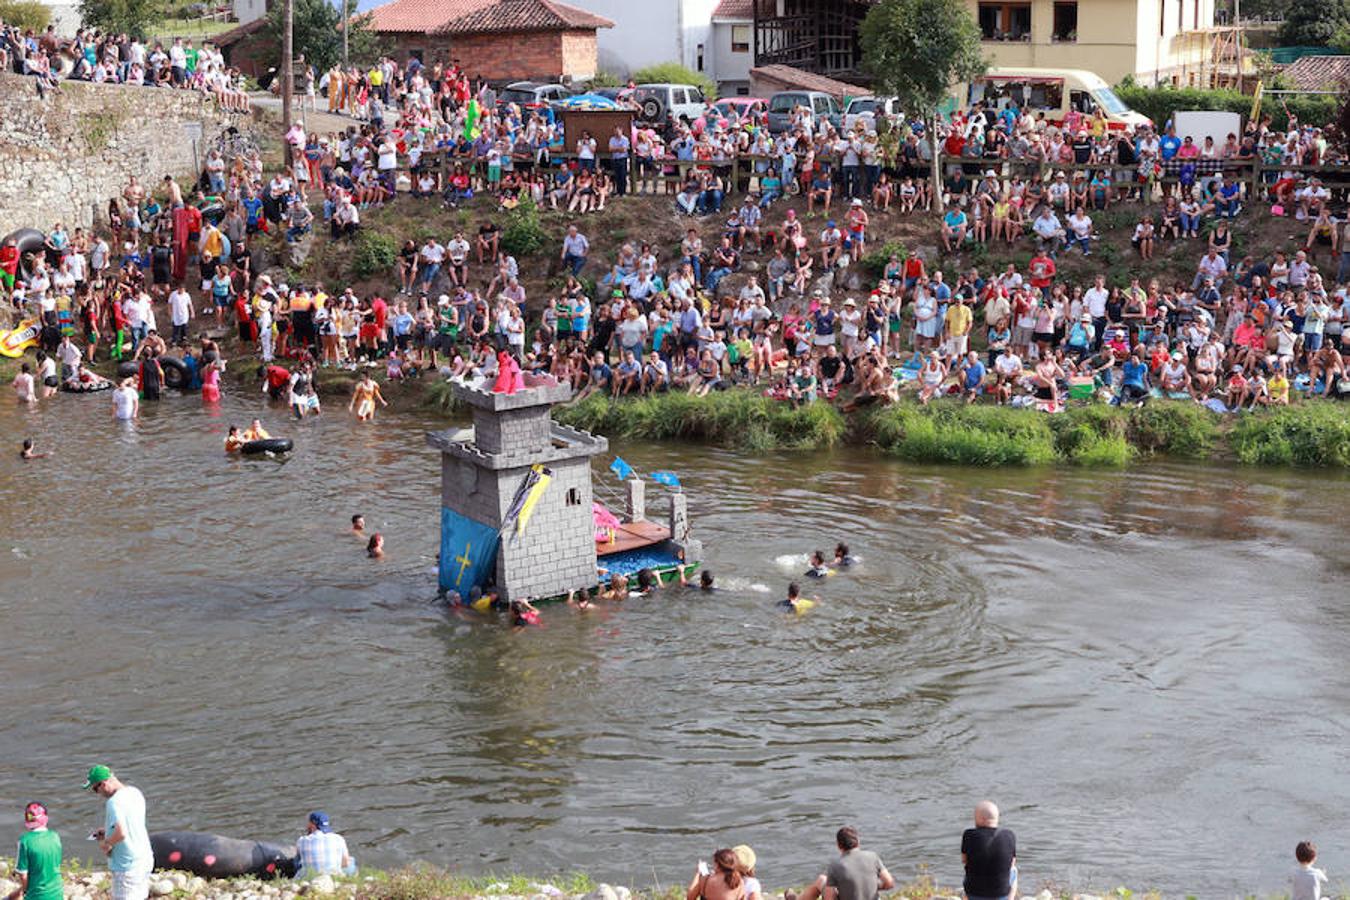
[552,391,1350,468]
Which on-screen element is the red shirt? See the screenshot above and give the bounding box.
[265,365,291,389]
[1029,255,1056,289]
[371,297,388,330]
[0,246,17,276]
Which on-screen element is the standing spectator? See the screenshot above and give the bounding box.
[962,801,1016,900]
[86,765,153,900]
[608,126,630,197]
[1293,841,1327,900]
[8,802,62,900]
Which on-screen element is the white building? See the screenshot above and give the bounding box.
[40,0,80,34]
[569,0,752,94]
[233,0,268,26]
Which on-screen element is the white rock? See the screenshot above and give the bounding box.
[308,874,336,895]
[149,878,175,897]
[614,888,631,900]
[486,882,511,893]
[585,886,619,900]
[1035,892,1054,900]
[170,871,190,889]
[0,881,19,898]
[87,872,109,885]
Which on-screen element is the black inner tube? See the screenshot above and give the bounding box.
[241,438,293,455]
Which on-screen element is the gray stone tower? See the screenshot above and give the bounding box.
[427,382,608,601]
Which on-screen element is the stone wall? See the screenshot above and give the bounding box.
[0,75,236,236]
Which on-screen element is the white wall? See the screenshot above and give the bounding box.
[43,0,79,34]
[710,19,752,92]
[234,0,267,26]
[567,0,725,80]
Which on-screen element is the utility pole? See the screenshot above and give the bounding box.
[342,0,349,70]
[1234,0,1244,94]
[282,0,294,166]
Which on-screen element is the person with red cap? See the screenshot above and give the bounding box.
[7,802,62,900]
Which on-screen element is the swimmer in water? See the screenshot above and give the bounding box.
[599,573,629,601]
[19,438,46,460]
[510,597,540,627]
[224,425,245,453]
[778,581,814,612]
[351,514,365,536]
[366,532,384,558]
[567,589,594,611]
[699,570,714,590]
[242,418,270,441]
[833,542,859,567]
[805,550,832,578]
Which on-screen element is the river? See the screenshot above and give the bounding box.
[0,388,1346,896]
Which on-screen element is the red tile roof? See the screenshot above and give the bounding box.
[749,64,868,99]
[367,0,613,35]
[1281,55,1350,92]
[712,0,754,19]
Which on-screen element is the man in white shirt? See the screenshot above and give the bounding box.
[168,285,194,344]
[1192,249,1228,291]
[1084,274,1109,349]
[295,811,353,881]
[1032,208,1065,256]
[56,333,83,380]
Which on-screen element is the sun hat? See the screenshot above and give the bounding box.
[24,803,48,831]
[843,298,856,306]
[83,765,111,790]
[851,198,863,206]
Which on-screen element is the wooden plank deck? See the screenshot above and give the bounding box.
[596,520,671,557]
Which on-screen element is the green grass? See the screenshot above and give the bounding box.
[865,403,1060,466]
[354,868,596,900]
[556,391,846,452]
[1229,403,1350,467]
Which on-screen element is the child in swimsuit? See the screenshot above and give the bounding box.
[804,551,831,578]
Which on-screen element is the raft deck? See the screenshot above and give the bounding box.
[596,520,671,557]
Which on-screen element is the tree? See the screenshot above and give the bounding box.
[260,0,382,77]
[631,62,717,101]
[860,0,985,209]
[77,0,159,39]
[0,0,50,32]
[1279,0,1349,45]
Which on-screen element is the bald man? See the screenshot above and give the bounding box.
[961,801,1016,900]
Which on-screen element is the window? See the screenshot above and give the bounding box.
[731,25,750,53]
[566,488,581,507]
[978,2,1031,41]
[1052,2,1077,41]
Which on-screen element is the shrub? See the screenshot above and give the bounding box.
[500,199,547,258]
[862,240,907,279]
[1127,401,1218,457]
[587,70,623,88]
[631,62,718,102]
[350,230,399,280]
[1230,404,1350,467]
[867,404,1058,466]
[1114,83,1336,133]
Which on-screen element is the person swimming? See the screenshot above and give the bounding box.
[567,589,593,611]
[805,551,832,578]
[19,438,45,460]
[634,568,661,595]
[833,542,859,567]
[510,598,540,627]
[351,513,365,536]
[366,533,384,558]
[243,418,270,441]
[224,425,244,453]
[778,581,815,612]
[600,573,629,601]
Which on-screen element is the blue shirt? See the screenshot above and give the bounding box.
[392,312,414,336]
[1122,360,1148,388]
[242,197,264,226]
[963,361,986,389]
[1159,135,1181,159]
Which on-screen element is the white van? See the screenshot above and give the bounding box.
[964,68,1152,132]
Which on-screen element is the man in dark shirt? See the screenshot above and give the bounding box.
[786,826,894,900]
[961,801,1017,900]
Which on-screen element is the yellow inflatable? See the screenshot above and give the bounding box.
[0,319,40,358]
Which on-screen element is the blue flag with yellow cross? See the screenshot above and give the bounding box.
[439,508,500,593]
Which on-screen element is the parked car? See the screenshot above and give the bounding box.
[766,90,843,134]
[497,81,573,111]
[712,97,769,126]
[843,96,903,133]
[632,83,708,125]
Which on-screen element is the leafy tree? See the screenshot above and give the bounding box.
[861,0,985,208]
[77,0,160,38]
[0,0,50,31]
[1279,0,1348,45]
[260,0,383,76]
[631,62,717,101]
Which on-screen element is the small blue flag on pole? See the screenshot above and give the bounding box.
[649,471,681,488]
[609,456,635,480]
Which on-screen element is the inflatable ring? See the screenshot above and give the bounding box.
[2,228,47,283]
[159,356,189,390]
[151,831,297,879]
[60,380,113,393]
[116,361,140,380]
[241,438,293,455]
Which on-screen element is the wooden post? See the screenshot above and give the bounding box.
[281,0,294,168]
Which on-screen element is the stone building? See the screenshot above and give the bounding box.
[365,0,614,82]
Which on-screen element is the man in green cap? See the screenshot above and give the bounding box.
[85,765,153,900]
[6,802,62,900]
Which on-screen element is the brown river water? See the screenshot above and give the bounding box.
[0,389,1347,895]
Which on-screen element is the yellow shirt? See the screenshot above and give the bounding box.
[946,303,972,336]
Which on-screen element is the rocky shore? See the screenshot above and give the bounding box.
[0,858,1184,900]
